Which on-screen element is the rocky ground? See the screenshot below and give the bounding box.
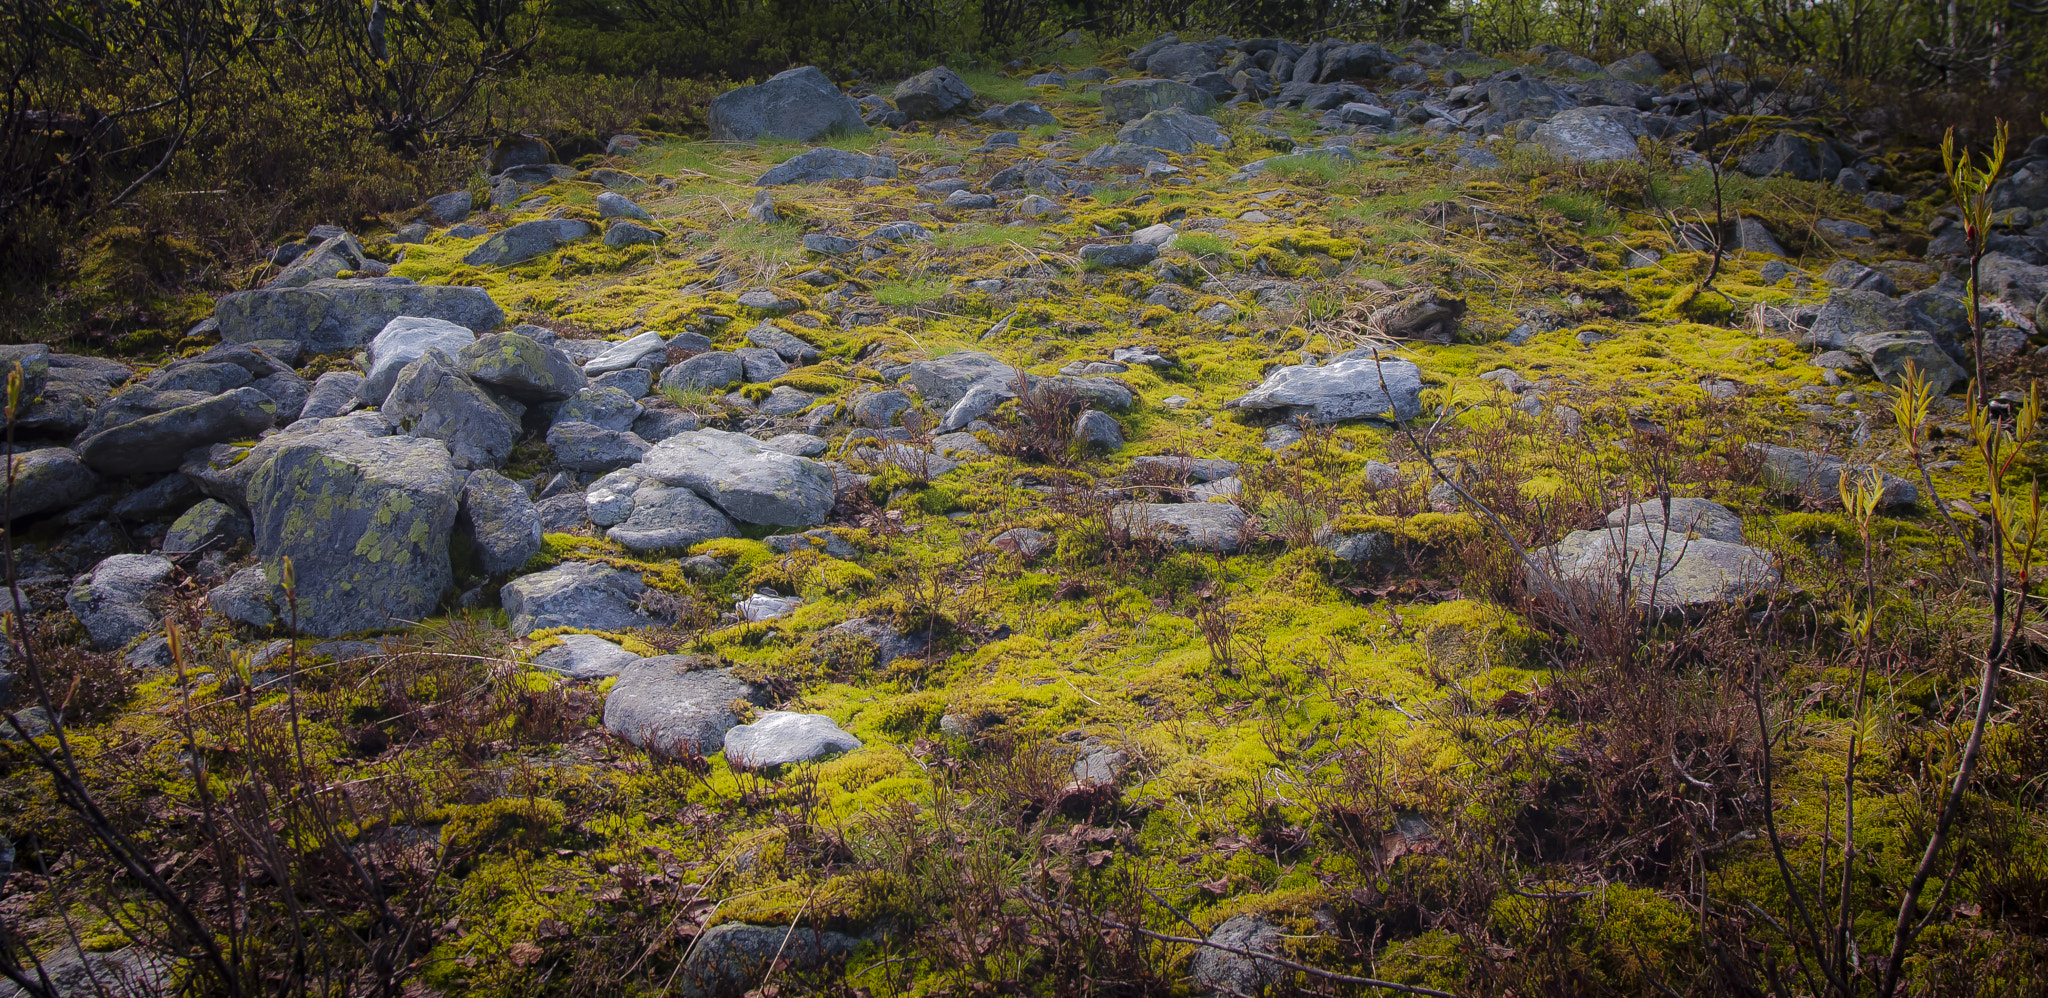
[4,32,2048,998]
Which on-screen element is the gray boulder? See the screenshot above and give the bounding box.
[1605,497,1745,543]
[1738,130,1842,182]
[853,389,914,428]
[907,350,1020,409]
[269,233,376,288]
[163,498,251,555]
[1116,108,1230,154]
[1079,142,1169,169]
[1532,106,1644,163]
[979,101,1058,126]
[723,711,862,769]
[1822,260,1898,296]
[674,922,858,998]
[605,221,661,248]
[607,482,738,553]
[737,347,789,383]
[360,315,479,406]
[6,449,99,521]
[755,148,898,186]
[213,277,503,354]
[246,433,463,637]
[1100,79,1216,123]
[635,428,836,526]
[425,190,472,224]
[602,656,767,754]
[547,421,650,473]
[66,554,174,650]
[1755,444,1918,510]
[382,350,520,469]
[464,218,593,267]
[893,66,976,119]
[1735,217,1787,257]
[1190,915,1287,997]
[533,633,641,679]
[460,330,587,402]
[1074,409,1123,449]
[459,469,543,575]
[745,322,821,363]
[1803,288,1904,351]
[556,386,643,431]
[1849,330,1970,397]
[1109,502,1248,552]
[1606,51,1664,82]
[78,387,275,476]
[209,564,277,628]
[709,66,867,143]
[1145,42,1218,79]
[1225,350,1425,423]
[502,560,649,635]
[594,190,651,221]
[300,372,364,421]
[1080,243,1159,269]
[659,351,745,392]
[1534,521,1776,615]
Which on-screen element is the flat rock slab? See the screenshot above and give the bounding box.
[1533,523,1777,615]
[709,66,867,143]
[502,560,649,635]
[1110,502,1248,552]
[674,922,858,998]
[1604,497,1745,543]
[532,633,641,679]
[722,710,862,769]
[213,277,503,354]
[635,428,836,526]
[1226,351,1425,423]
[602,656,766,755]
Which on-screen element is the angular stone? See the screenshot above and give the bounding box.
[300,372,364,421]
[1849,330,1970,397]
[607,482,738,553]
[723,711,862,769]
[1225,350,1425,423]
[246,433,463,637]
[659,351,745,392]
[603,656,766,754]
[213,277,504,354]
[1755,444,1918,510]
[674,922,858,998]
[1101,79,1216,123]
[1080,243,1159,268]
[709,66,867,143]
[459,330,587,402]
[745,322,821,363]
[555,386,643,431]
[382,350,519,470]
[210,564,277,628]
[1109,501,1248,552]
[1532,106,1645,163]
[979,101,1058,126]
[1115,108,1230,154]
[503,561,649,635]
[893,66,976,119]
[360,315,479,406]
[78,387,275,476]
[459,469,543,575]
[6,448,99,521]
[1073,409,1123,449]
[755,148,899,186]
[547,421,650,473]
[532,633,641,680]
[582,330,669,375]
[635,428,837,526]
[1605,497,1745,543]
[163,498,251,555]
[66,554,174,650]
[1533,521,1777,615]
[463,218,593,267]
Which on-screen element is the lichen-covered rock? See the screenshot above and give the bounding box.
[723,711,862,769]
[458,469,542,575]
[163,498,252,555]
[502,560,649,635]
[246,433,463,637]
[299,371,364,421]
[1109,502,1249,552]
[659,351,745,391]
[1849,330,1971,397]
[1755,444,1918,510]
[893,65,976,119]
[209,564,277,628]
[66,554,174,650]
[745,321,821,363]
[463,218,593,267]
[381,350,520,470]
[6,448,99,521]
[1604,497,1745,543]
[709,66,868,143]
[1115,108,1230,154]
[213,277,503,354]
[459,330,587,402]
[602,656,767,754]
[532,633,641,679]
[546,421,650,473]
[1189,915,1288,996]
[582,330,669,376]
[1225,350,1425,423]
[554,386,643,431]
[78,387,275,476]
[755,148,899,186]
[1073,409,1123,449]
[1533,106,1645,163]
[635,428,836,526]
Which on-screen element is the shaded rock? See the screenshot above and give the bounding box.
[709,66,867,143]
[214,277,504,354]
[459,469,543,575]
[463,218,593,267]
[1100,79,1216,123]
[247,433,462,637]
[756,148,899,186]
[163,498,251,555]
[674,922,858,998]
[1226,350,1424,423]
[533,633,640,680]
[1109,502,1248,552]
[6,449,99,521]
[660,351,745,392]
[894,65,976,119]
[425,190,472,224]
[1849,330,1970,397]
[547,421,650,473]
[111,472,198,522]
[1081,243,1159,268]
[1606,51,1664,82]
[535,493,591,532]
[556,386,644,431]
[1738,129,1842,182]
[1735,216,1787,256]
[744,322,821,363]
[1822,260,1898,296]
[723,711,862,769]
[66,554,174,650]
[1116,108,1230,153]
[78,387,275,476]
[300,371,364,421]
[1074,409,1123,449]
[980,101,1058,126]
[503,561,648,635]
[583,330,670,376]
[1804,288,1906,351]
[1755,444,1918,510]
[603,657,766,754]
[1373,290,1465,342]
[736,347,790,383]
[605,221,661,247]
[594,190,651,222]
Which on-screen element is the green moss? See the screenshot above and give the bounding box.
[440,797,566,857]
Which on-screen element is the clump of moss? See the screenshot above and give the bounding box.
[440,797,566,858]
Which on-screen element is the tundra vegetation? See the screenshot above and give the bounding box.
[2,1,2048,997]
